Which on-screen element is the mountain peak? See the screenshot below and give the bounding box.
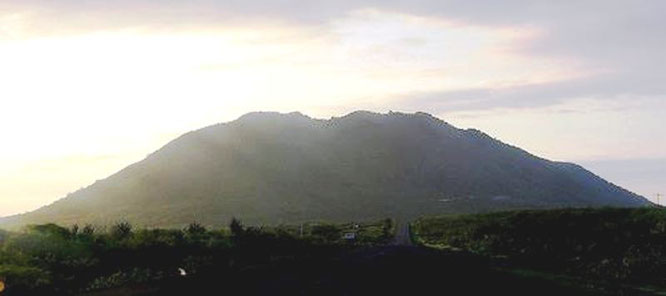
[236,111,310,121]
[233,110,449,127]
[0,110,649,229]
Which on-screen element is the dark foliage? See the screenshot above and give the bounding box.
[413,207,666,287]
[2,212,664,295]
[110,222,133,241]
[184,223,206,236]
[0,219,393,295]
[310,224,341,242]
[229,218,244,237]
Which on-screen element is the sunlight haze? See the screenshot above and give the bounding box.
[1,1,664,216]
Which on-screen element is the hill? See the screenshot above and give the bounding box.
[0,111,650,228]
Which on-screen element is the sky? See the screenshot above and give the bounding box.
[0,0,664,216]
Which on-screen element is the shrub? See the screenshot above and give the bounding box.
[110,222,133,240]
[185,222,207,236]
[0,264,52,293]
[311,224,341,242]
[229,218,244,237]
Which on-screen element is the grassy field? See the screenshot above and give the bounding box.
[411,207,666,292]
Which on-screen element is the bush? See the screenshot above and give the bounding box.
[185,223,206,236]
[86,268,162,291]
[110,222,133,240]
[230,218,244,237]
[311,224,341,242]
[0,264,52,293]
[412,208,666,282]
[0,218,394,295]
[27,224,71,239]
[81,225,95,236]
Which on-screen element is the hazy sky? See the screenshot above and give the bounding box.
[1,1,665,216]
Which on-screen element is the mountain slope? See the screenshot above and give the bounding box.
[0,111,650,228]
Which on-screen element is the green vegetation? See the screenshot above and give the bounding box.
[6,208,666,294]
[0,219,393,295]
[267,219,394,245]
[412,207,666,288]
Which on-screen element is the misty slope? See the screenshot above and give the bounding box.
[1,111,649,228]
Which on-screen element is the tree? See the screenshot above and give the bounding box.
[28,224,71,239]
[111,221,133,240]
[230,218,244,237]
[382,218,393,240]
[185,222,207,236]
[81,224,95,236]
[70,224,79,237]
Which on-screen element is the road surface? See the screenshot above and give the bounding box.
[392,220,413,246]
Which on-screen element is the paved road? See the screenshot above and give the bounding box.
[392,220,413,246]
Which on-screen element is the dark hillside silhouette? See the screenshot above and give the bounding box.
[0,111,649,229]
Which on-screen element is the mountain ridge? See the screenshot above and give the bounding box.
[0,111,650,229]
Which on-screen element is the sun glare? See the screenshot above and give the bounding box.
[0,9,625,216]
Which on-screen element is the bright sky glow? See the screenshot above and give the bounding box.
[1,2,664,216]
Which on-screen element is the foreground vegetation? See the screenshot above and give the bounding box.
[412,207,666,291]
[0,219,393,295]
[4,208,666,295]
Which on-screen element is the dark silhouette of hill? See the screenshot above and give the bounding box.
[0,111,650,228]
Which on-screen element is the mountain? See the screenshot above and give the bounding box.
[0,111,650,229]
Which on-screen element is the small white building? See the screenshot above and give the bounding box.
[343,232,356,240]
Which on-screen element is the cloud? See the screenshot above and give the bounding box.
[394,69,666,112]
[5,0,665,111]
[3,0,665,216]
